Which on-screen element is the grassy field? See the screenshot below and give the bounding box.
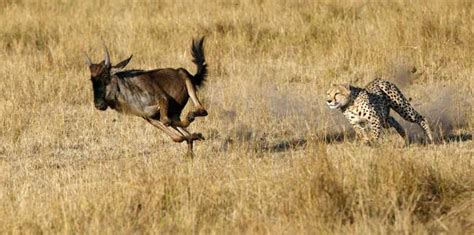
[0,0,473,233]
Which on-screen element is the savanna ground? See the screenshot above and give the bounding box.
[0,0,473,233]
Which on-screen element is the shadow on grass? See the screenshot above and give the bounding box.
[219,131,471,154]
[262,131,472,153]
[442,133,472,142]
[255,132,356,153]
[407,132,472,145]
[264,138,307,153]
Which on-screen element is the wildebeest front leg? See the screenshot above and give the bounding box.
[174,127,205,142]
[145,118,186,143]
[173,126,205,155]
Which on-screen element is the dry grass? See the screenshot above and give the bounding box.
[0,0,473,233]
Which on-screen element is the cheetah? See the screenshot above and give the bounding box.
[326,78,433,144]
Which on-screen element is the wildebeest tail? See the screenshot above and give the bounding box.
[191,37,207,88]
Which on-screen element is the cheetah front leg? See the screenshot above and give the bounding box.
[367,117,382,145]
[353,125,369,143]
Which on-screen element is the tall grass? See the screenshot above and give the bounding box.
[0,0,472,233]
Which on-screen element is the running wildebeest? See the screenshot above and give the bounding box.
[85,37,208,155]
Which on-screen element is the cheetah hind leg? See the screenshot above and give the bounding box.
[390,105,433,144]
[380,82,434,144]
[386,116,409,145]
[419,118,434,144]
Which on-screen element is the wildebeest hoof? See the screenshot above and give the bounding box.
[196,109,208,117]
[186,114,195,123]
[162,118,171,126]
[185,151,195,159]
[191,133,205,141]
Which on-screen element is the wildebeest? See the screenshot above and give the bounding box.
[85,37,208,155]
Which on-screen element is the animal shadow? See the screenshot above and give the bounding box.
[407,132,472,145]
[437,133,472,143]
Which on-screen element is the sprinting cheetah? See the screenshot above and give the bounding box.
[326,78,433,144]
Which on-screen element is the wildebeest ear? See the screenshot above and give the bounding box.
[111,55,132,72]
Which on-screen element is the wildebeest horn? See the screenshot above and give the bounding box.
[103,44,111,67]
[84,53,92,66]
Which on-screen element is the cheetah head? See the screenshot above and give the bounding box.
[326,84,353,109]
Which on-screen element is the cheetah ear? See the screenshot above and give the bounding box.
[340,84,352,95]
[342,84,352,91]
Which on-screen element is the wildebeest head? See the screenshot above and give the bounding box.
[85,45,132,111]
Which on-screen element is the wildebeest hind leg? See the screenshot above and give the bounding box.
[169,112,207,128]
[170,115,192,128]
[157,95,172,126]
[181,72,208,118]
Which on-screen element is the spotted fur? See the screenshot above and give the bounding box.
[326,78,434,144]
